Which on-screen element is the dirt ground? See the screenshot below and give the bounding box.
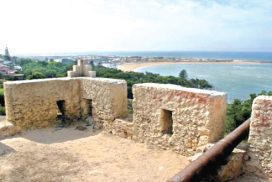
[0,125,190,182]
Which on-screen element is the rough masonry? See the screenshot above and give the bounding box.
[247,96,272,178]
[132,83,227,155]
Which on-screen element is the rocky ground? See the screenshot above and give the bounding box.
[0,124,189,182]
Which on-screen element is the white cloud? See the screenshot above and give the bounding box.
[0,0,271,55]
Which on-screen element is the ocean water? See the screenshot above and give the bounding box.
[96,51,272,62]
[136,63,272,102]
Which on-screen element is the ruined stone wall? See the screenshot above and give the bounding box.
[4,77,127,129]
[247,96,272,178]
[4,78,81,129]
[132,83,227,156]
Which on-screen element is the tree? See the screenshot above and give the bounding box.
[94,65,212,99]
[179,69,188,79]
[226,90,272,134]
[26,72,46,79]
[90,60,94,68]
[4,47,11,61]
[17,58,73,80]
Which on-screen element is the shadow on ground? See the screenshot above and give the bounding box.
[21,125,101,144]
[0,142,15,155]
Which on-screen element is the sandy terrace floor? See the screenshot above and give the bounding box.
[0,126,189,182]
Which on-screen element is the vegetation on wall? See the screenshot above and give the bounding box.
[226,90,272,134]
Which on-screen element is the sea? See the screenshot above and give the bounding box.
[101,51,272,103]
[97,51,272,62]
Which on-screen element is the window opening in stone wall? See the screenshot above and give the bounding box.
[160,109,173,135]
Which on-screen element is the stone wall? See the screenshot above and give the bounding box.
[4,78,81,129]
[4,77,127,129]
[81,78,128,129]
[132,83,227,156]
[247,96,272,178]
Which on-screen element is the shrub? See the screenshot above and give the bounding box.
[0,105,5,115]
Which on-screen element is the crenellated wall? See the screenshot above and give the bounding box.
[247,96,272,178]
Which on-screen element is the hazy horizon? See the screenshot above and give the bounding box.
[10,50,272,58]
[1,0,272,55]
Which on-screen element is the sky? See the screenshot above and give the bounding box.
[0,0,272,55]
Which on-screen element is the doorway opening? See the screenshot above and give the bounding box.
[57,100,66,121]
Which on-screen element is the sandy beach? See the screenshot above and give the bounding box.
[117,60,261,72]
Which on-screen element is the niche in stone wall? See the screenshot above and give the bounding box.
[160,109,173,136]
[81,98,93,119]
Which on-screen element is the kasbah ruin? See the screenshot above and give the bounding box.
[0,60,271,181]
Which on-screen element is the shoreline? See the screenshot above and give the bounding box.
[117,60,262,72]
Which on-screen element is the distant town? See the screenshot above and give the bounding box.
[26,54,235,68]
